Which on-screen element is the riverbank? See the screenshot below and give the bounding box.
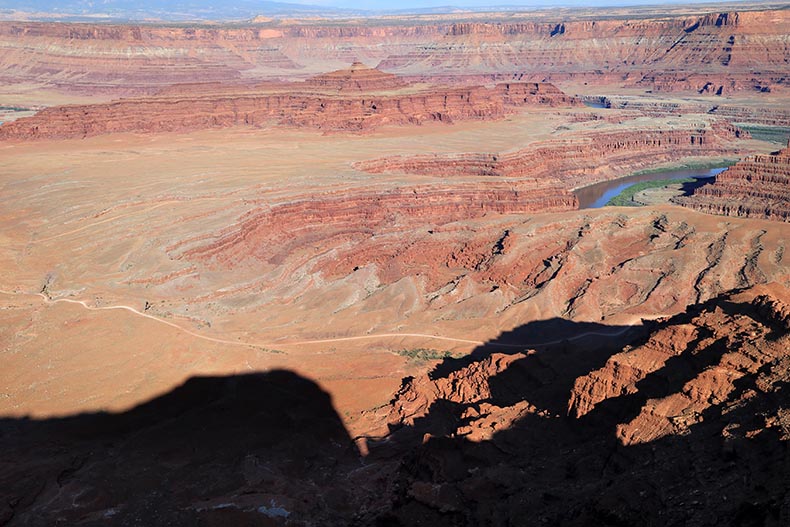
[575,165,729,209]
[606,177,696,206]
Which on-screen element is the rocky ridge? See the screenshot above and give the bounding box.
[355,121,746,189]
[170,206,789,338]
[179,181,579,269]
[0,79,577,140]
[0,9,787,95]
[603,96,790,127]
[360,283,790,525]
[676,143,790,222]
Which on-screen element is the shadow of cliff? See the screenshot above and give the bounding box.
[428,317,645,415]
[373,297,790,527]
[3,295,788,526]
[677,175,717,196]
[371,317,646,475]
[0,370,363,527]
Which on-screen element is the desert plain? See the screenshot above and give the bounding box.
[0,2,789,525]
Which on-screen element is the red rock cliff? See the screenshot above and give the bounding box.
[675,144,790,222]
[0,9,786,94]
[355,122,746,189]
[0,81,577,140]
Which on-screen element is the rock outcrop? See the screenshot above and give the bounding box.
[568,284,790,445]
[0,8,787,95]
[355,121,746,189]
[172,205,789,339]
[0,80,577,140]
[675,143,790,222]
[304,61,409,92]
[604,96,790,127]
[180,181,579,268]
[358,283,790,526]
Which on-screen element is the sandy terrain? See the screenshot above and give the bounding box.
[1,115,788,425]
[1,5,789,524]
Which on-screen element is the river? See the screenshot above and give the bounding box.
[574,166,728,209]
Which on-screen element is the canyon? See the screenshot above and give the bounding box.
[676,143,790,221]
[0,2,788,526]
[0,8,787,97]
[355,119,746,189]
[0,72,578,139]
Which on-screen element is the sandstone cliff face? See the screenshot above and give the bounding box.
[0,81,577,140]
[675,144,790,222]
[356,121,745,189]
[604,96,790,126]
[359,283,790,526]
[0,9,787,94]
[304,61,409,92]
[181,182,579,269]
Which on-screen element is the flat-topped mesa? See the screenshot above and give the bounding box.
[0,81,578,140]
[355,121,745,190]
[674,144,790,222]
[304,62,410,92]
[603,97,790,127]
[1,9,787,95]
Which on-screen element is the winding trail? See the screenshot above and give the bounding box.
[0,289,646,352]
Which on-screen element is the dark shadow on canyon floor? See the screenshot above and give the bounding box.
[430,317,644,415]
[0,370,363,526]
[370,297,790,527]
[2,297,788,526]
[677,175,717,197]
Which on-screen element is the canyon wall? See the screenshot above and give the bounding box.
[180,181,578,270]
[604,96,790,127]
[355,121,746,189]
[0,9,787,94]
[675,144,790,222]
[170,205,789,336]
[0,81,577,140]
[360,283,790,525]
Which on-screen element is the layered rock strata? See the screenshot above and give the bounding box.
[377,10,789,93]
[360,284,790,526]
[180,182,579,268]
[172,205,788,336]
[604,96,790,127]
[304,61,409,92]
[355,121,745,189]
[0,81,577,140]
[1,9,787,94]
[675,144,790,221]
